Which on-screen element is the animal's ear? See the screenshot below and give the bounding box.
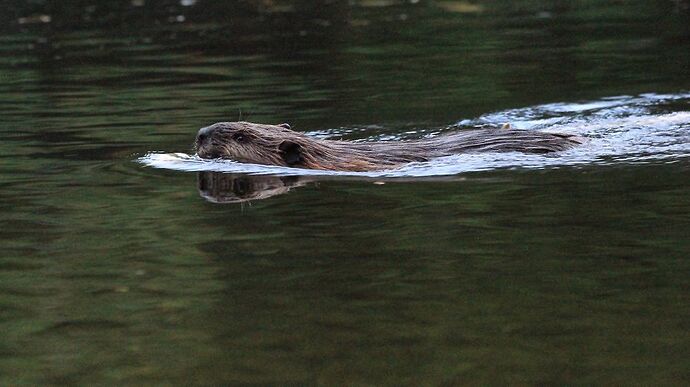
[277,123,291,130]
[278,140,303,167]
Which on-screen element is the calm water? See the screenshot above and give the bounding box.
[1,0,689,384]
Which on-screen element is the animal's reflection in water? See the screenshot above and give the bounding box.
[197,172,312,203]
[196,172,469,203]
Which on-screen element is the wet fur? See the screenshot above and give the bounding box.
[195,121,582,172]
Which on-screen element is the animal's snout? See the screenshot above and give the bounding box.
[196,125,221,159]
[196,125,216,146]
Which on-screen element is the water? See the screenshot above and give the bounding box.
[1,0,689,384]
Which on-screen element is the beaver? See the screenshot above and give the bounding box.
[194,121,582,171]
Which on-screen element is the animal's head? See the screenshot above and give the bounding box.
[195,121,311,167]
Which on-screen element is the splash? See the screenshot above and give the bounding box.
[139,92,690,177]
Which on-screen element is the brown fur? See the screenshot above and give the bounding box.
[195,121,582,172]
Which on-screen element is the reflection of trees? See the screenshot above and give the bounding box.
[3,0,356,127]
[4,1,350,35]
[3,0,689,133]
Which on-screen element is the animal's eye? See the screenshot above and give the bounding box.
[233,132,246,142]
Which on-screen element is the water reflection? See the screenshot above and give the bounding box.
[2,0,690,384]
[197,172,311,203]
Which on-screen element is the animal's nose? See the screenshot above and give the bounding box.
[196,125,216,145]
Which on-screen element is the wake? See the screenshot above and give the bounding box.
[139,92,690,177]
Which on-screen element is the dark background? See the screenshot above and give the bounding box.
[0,1,689,384]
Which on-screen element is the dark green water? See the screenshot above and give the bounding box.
[1,1,689,384]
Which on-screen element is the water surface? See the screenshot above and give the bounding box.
[1,0,689,384]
